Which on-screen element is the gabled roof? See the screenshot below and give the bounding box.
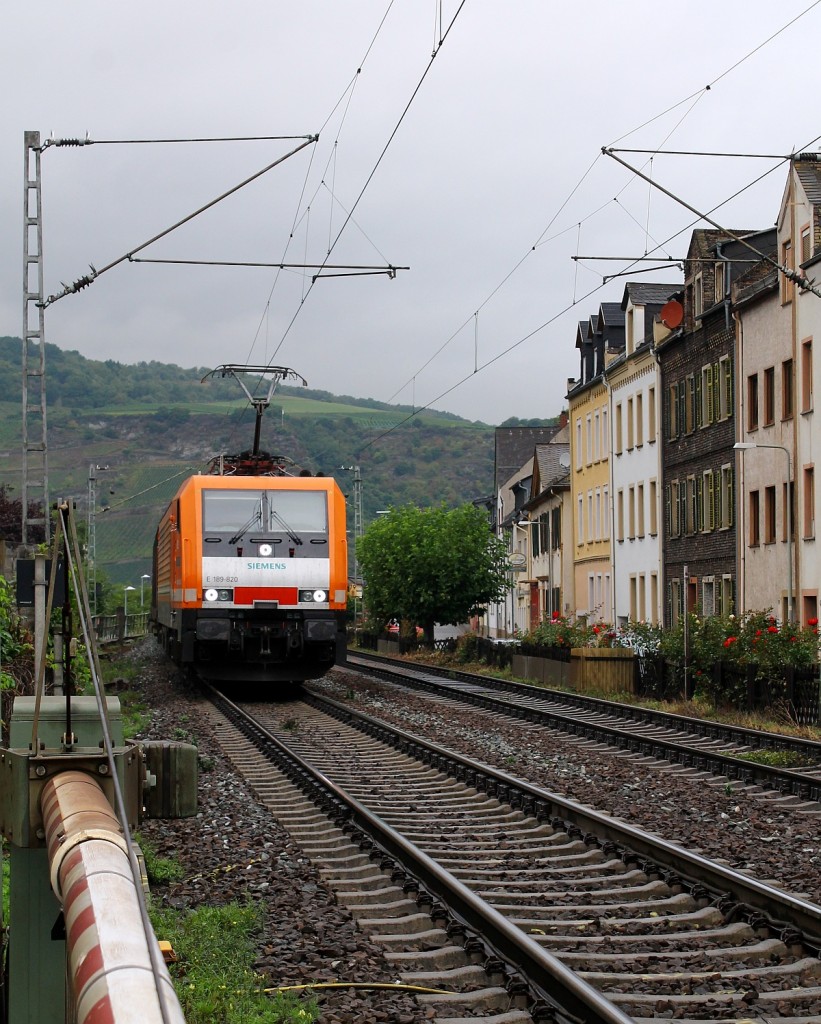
[621,281,680,308]
[494,425,561,493]
[534,442,568,490]
[598,302,624,330]
[795,156,821,204]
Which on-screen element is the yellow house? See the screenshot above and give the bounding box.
[568,305,624,622]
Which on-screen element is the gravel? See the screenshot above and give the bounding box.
[121,639,821,1022]
[127,639,429,1024]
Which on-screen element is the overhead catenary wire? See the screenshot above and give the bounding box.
[43,136,319,307]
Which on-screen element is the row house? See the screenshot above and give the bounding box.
[488,159,821,634]
[734,155,821,625]
[567,306,622,621]
[607,282,678,625]
[656,228,776,623]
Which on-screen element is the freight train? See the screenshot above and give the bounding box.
[151,456,348,687]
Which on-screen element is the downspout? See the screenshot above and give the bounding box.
[733,308,746,617]
[602,374,616,624]
[651,342,664,626]
[41,771,185,1024]
[789,166,801,617]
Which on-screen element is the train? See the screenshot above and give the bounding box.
[150,454,348,687]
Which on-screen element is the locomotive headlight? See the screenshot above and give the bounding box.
[312,589,327,603]
[204,588,233,602]
[259,543,273,556]
[204,588,219,602]
[218,589,233,602]
[298,589,328,603]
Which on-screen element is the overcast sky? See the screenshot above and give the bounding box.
[3,1,820,427]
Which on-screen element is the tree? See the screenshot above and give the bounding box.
[357,503,509,643]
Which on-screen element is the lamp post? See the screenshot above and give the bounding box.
[124,585,136,616]
[734,442,793,623]
[140,574,151,608]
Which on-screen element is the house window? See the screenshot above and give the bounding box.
[718,356,732,421]
[637,482,645,537]
[714,261,725,301]
[615,403,623,454]
[617,489,624,542]
[804,465,815,539]
[577,494,584,545]
[602,485,610,539]
[694,272,704,318]
[648,386,656,441]
[801,224,812,264]
[749,490,760,546]
[670,578,681,627]
[601,407,609,457]
[587,491,593,542]
[701,365,714,425]
[721,463,733,528]
[764,485,776,544]
[575,419,583,470]
[626,308,635,354]
[627,398,634,450]
[593,411,600,462]
[586,415,592,465]
[802,339,813,412]
[650,572,659,625]
[636,391,644,447]
[763,367,775,426]
[686,476,697,535]
[639,574,646,622]
[667,384,678,439]
[595,488,601,541]
[629,575,638,621]
[649,479,658,535]
[747,373,759,430]
[685,375,696,434]
[702,576,715,617]
[669,480,681,538]
[720,575,734,617]
[703,469,715,531]
[782,239,794,303]
[783,358,794,419]
[628,485,635,539]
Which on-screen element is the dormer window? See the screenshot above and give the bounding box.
[694,272,704,319]
[714,262,725,302]
[626,307,634,354]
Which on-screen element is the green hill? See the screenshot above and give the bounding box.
[0,337,503,587]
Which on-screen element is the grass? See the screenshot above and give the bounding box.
[734,748,818,769]
[149,902,318,1024]
[138,835,186,886]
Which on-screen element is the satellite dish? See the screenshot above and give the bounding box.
[660,300,684,329]
[559,452,571,469]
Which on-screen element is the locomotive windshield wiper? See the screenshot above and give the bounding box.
[229,501,263,545]
[271,508,303,546]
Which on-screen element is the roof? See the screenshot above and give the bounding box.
[795,156,821,205]
[494,426,561,493]
[598,302,624,328]
[621,281,681,308]
[534,442,568,489]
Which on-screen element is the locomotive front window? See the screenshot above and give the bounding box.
[203,489,327,533]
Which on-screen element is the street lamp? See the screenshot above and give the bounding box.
[734,442,793,623]
[140,574,151,608]
[124,585,136,616]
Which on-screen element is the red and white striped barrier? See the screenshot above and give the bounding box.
[41,771,185,1024]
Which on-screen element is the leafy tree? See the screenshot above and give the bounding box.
[357,503,509,643]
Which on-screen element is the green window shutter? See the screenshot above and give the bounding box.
[727,465,734,527]
[713,362,721,422]
[678,381,686,436]
[695,373,703,428]
[665,484,672,536]
[696,475,703,532]
[707,471,715,530]
[705,366,714,425]
[725,359,734,418]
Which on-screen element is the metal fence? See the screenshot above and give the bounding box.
[635,655,821,726]
[93,611,149,645]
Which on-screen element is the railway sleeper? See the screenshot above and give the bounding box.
[557,935,789,965]
[582,955,821,992]
[613,981,821,1016]
[485,879,674,906]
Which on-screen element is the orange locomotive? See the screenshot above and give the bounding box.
[151,472,348,686]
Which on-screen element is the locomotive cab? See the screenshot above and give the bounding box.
[152,474,347,686]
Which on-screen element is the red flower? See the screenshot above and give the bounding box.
[790,636,798,642]
[723,636,737,648]
[808,617,819,626]
[593,625,601,634]
[767,625,778,634]
[755,630,762,637]
[552,610,561,620]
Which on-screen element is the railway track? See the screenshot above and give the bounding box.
[345,651,821,807]
[205,684,821,1024]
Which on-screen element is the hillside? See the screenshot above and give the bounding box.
[0,338,501,586]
